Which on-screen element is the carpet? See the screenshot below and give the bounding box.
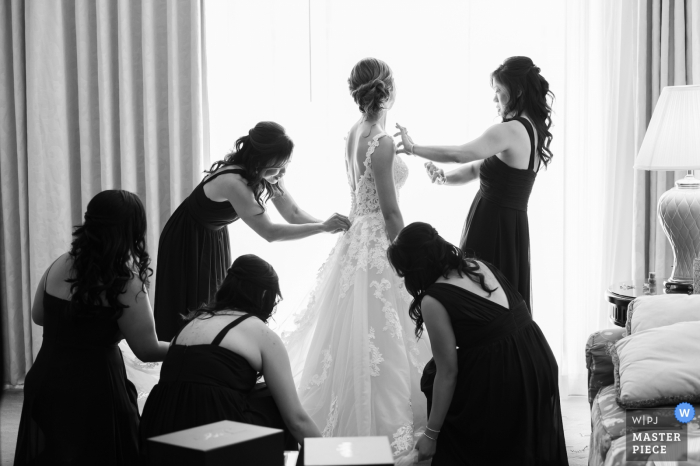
[0,389,591,465]
[562,395,591,466]
[0,390,22,466]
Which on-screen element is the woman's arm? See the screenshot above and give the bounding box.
[117,278,169,362]
[395,123,514,164]
[258,326,322,444]
[425,160,483,187]
[242,211,349,242]
[415,295,458,461]
[31,268,50,326]
[372,137,404,241]
[271,180,322,224]
[221,176,350,242]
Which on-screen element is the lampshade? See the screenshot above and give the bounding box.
[634,85,700,170]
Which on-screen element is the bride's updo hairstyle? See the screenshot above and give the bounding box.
[68,190,152,319]
[492,56,555,168]
[348,58,394,119]
[206,121,294,209]
[186,254,282,324]
[387,222,496,338]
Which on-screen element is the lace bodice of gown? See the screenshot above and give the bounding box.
[348,132,409,220]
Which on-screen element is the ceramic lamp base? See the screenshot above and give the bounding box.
[657,172,700,285]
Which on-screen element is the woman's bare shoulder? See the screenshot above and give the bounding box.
[206,165,247,183]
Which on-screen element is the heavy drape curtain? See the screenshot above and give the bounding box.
[632,0,700,280]
[0,0,209,386]
[561,0,700,395]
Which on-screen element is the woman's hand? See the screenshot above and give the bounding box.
[394,123,415,156]
[322,213,351,233]
[424,162,446,185]
[414,433,437,462]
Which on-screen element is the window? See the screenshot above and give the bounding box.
[206,0,582,391]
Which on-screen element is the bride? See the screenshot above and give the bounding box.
[281,58,432,457]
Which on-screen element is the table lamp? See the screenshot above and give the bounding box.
[634,85,700,293]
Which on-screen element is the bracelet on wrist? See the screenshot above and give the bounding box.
[410,143,416,154]
[423,431,438,441]
[426,426,441,434]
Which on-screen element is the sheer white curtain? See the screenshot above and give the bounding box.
[206,0,630,395]
[560,0,643,394]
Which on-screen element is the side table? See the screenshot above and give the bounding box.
[606,280,664,327]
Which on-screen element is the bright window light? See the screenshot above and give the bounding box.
[206,0,566,374]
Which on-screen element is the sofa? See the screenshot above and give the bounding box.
[586,294,700,466]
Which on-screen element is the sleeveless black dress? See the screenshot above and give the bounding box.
[460,117,537,312]
[154,169,243,341]
[14,279,140,465]
[139,314,297,464]
[421,262,568,466]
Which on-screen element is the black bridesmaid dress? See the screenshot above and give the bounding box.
[14,279,140,465]
[421,261,568,466]
[154,168,243,341]
[140,314,297,464]
[460,116,538,312]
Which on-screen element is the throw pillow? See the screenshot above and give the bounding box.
[626,294,700,336]
[611,321,700,408]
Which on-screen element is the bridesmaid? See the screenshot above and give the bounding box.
[154,121,351,340]
[387,222,568,465]
[14,190,168,465]
[141,254,320,464]
[394,56,554,312]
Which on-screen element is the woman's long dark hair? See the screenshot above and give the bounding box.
[206,121,294,209]
[185,254,282,324]
[387,222,496,338]
[67,190,152,319]
[491,56,555,168]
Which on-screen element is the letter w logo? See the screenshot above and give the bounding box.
[680,409,691,417]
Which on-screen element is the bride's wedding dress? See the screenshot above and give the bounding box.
[119,340,161,413]
[281,131,432,457]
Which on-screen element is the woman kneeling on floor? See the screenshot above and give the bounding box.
[15,190,169,466]
[139,254,320,464]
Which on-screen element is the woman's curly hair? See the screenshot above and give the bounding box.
[206,121,294,210]
[348,58,394,119]
[387,222,496,339]
[67,190,152,319]
[492,56,556,168]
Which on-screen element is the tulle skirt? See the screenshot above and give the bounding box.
[119,341,161,414]
[280,212,433,458]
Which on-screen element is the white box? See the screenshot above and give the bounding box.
[147,420,284,465]
[305,436,394,466]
